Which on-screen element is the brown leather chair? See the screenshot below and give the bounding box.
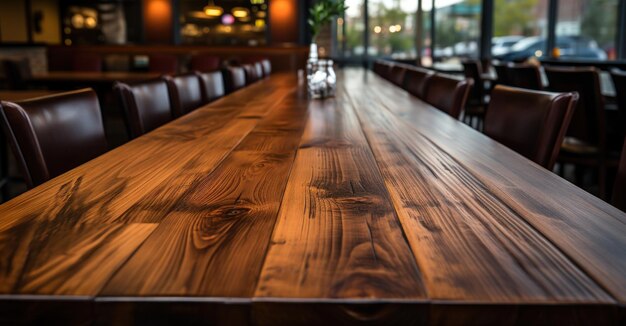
[389,64,407,87]
[373,60,386,76]
[242,64,260,85]
[507,64,543,90]
[0,89,108,188]
[254,62,265,79]
[149,54,179,74]
[403,66,434,99]
[493,61,511,86]
[373,60,393,79]
[163,73,204,117]
[462,59,488,129]
[223,66,246,94]
[612,137,626,212]
[424,74,473,119]
[196,71,225,103]
[611,69,626,144]
[261,59,272,76]
[190,54,220,72]
[485,85,578,170]
[114,79,173,139]
[545,66,608,196]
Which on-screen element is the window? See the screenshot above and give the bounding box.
[331,0,625,64]
[492,0,548,61]
[433,0,481,67]
[368,0,417,59]
[556,0,618,60]
[342,0,366,60]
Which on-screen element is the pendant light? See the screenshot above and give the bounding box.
[204,0,223,17]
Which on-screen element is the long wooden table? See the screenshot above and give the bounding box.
[0,90,61,102]
[0,68,624,325]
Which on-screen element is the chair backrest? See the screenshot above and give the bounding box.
[196,71,225,103]
[149,54,179,74]
[389,65,407,86]
[0,89,107,188]
[611,69,626,129]
[222,66,246,93]
[507,64,543,90]
[374,61,393,79]
[612,137,626,212]
[2,58,32,90]
[373,60,386,76]
[114,79,173,139]
[424,73,473,119]
[261,59,272,76]
[190,54,220,72]
[493,62,510,86]
[403,66,434,99]
[254,62,265,78]
[485,85,578,169]
[72,52,103,72]
[163,73,204,117]
[545,66,605,148]
[462,59,484,104]
[241,64,260,85]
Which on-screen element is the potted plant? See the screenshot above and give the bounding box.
[308,0,348,60]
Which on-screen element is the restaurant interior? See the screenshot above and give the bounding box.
[0,0,625,325]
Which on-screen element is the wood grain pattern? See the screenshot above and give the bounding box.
[349,69,626,305]
[0,76,293,299]
[344,79,612,303]
[0,69,623,324]
[101,91,308,297]
[0,90,60,101]
[254,94,426,300]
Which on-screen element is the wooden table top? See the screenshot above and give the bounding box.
[0,69,624,325]
[0,90,60,102]
[30,71,161,84]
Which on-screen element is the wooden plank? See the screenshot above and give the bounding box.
[0,76,289,228]
[254,95,426,300]
[345,81,612,302]
[0,90,60,101]
[0,222,156,295]
[349,69,626,304]
[0,75,293,299]
[100,90,308,298]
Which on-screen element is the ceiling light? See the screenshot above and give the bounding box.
[203,1,223,17]
[71,14,84,28]
[232,7,249,18]
[84,16,97,28]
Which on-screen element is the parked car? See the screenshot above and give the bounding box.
[491,36,524,56]
[495,36,607,61]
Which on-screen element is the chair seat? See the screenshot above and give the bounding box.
[560,137,601,155]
